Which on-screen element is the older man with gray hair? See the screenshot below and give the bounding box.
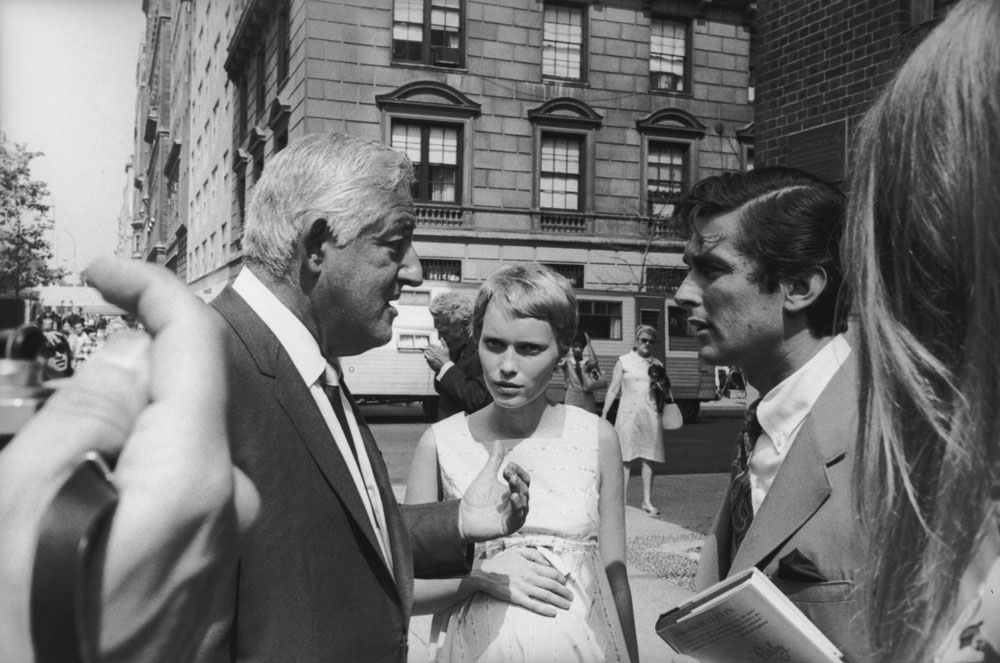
[424,290,492,420]
[198,133,530,663]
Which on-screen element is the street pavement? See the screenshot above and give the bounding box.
[367,399,746,663]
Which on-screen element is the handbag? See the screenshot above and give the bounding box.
[661,388,683,430]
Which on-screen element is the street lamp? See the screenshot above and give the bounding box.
[40,207,78,277]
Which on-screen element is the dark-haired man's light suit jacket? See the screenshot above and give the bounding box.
[198,288,471,663]
[695,357,874,663]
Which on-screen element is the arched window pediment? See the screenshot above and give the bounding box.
[636,108,707,138]
[528,97,603,129]
[376,81,481,118]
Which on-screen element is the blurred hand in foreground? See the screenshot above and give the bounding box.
[0,256,259,663]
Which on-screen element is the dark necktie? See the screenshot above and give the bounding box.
[730,398,763,555]
[574,360,585,386]
[323,378,360,464]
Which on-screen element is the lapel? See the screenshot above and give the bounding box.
[343,382,412,609]
[212,287,392,590]
[729,357,857,573]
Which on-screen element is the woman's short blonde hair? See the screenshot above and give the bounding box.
[472,264,577,355]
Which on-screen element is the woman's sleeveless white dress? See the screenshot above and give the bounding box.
[428,406,630,663]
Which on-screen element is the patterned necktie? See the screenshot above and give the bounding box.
[323,378,360,464]
[730,398,763,555]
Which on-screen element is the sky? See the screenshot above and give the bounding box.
[0,0,147,278]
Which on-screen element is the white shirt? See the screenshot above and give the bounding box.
[232,267,394,576]
[749,334,851,514]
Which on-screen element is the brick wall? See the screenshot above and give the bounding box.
[754,0,909,180]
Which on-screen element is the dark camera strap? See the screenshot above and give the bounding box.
[31,452,119,663]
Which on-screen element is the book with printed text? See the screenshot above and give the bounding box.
[655,567,845,663]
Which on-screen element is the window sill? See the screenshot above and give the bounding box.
[542,78,589,88]
[649,88,694,99]
[391,60,468,74]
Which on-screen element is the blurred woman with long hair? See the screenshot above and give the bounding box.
[845,0,1000,658]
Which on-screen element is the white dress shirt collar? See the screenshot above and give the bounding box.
[756,333,851,455]
[232,267,332,386]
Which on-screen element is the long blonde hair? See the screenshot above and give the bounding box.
[845,0,1000,658]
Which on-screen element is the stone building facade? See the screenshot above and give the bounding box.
[220,0,754,303]
[126,0,755,347]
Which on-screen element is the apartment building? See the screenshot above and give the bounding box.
[127,0,755,338]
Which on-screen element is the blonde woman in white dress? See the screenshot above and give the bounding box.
[405,263,638,663]
[601,325,665,515]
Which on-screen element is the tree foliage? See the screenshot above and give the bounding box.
[0,136,63,296]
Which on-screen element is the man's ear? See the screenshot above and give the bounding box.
[782,267,827,314]
[302,216,329,274]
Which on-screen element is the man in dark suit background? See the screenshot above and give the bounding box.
[198,133,530,663]
[423,291,492,420]
[671,167,873,663]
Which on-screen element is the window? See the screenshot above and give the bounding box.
[398,290,432,306]
[420,258,462,281]
[255,47,266,117]
[543,4,585,80]
[528,98,601,222]
[377,82,480,221]
[578,300,622,340]
[237,76,248,143]
[252,149,264,186]
[235,170,247,230]
[645,266,688,293]
[637,109,705,222]
[647,141,688,218]
[540,133,582,210]
[392,0,463,67]
[542,263,584,288]
[650,17,689,92]
[398,333,432,351]
[667,305,700,351]
[392,121,461,203]
[277,3,290,85]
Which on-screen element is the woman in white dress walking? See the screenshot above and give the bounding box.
[405,263,638,663]
[601,325,666,515]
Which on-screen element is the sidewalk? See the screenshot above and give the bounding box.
[397,475,727,663]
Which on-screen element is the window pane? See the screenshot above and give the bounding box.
[393,0,424,60]
[541,135,581,210]
[430,0,460,48]
[429,165,457,201]
[578,300,622,340]
[391,123,422,162]
[647,142,686,217]
[543,4,583,79]
[427,126,458,165]
[650,18,686,91]
[394,122,461,203]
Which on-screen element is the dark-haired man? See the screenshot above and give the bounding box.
[673,167,872,662]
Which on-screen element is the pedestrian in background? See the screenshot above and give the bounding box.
[424,291,492,420]
[559,332,607,414]
[845,0,1000,658]
[602,324,665,516]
